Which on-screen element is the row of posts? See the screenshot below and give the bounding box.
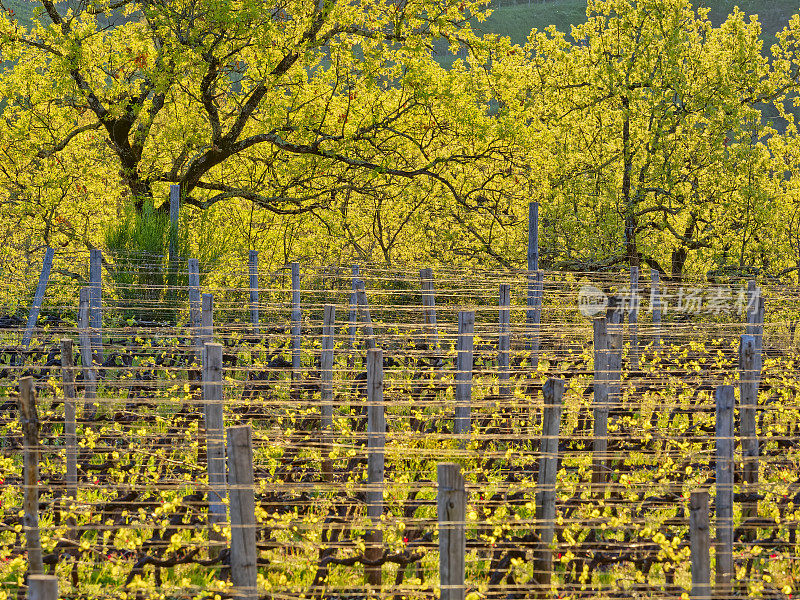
[15,196,766,599]
[23,247,714,384]
[16,283,764,600]
[18,190,762,384]
[20,196,545,365]
[17,351,256,600]
[17,248,552,600]
[17,345,538,600]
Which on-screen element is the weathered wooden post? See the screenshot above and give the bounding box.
[78,288,98,420]
[60,338,81,585]
[420,268,439,352]
[455,310,474,437]
[745,281,764,385]
[527,202,542,363]
[533,378,564,596]
[739,334,760,528]
[163,184,181,313]
[168,184,180,266]
[60,339,78,530]
[606,296,623,405]
[498,284,511,399]
[188,259,202,366]
[629,266,639,369]
[592,316,609,492]
[89,248,103,363]
[528,272,543,366]
[291,262,302,382]
[438,463,466,600]
[355,279,376,350]
[650,269,662,347]
[18,377,44,576]
[529,201,539,272]
[21,247,54,351]
[320,305,335,481]
[715,385,735,594]
[28,575,58,600]
[227,425,258,600]
[203,342,227,551]
[365,348,385,587]
[201,293,213,348]
[248,250,259,335]
[349,264,359,367]
[690,490,711,600]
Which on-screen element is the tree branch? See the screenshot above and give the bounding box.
[36,122,103,158]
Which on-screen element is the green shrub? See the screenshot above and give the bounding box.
[103,200,192,323]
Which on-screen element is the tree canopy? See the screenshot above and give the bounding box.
[0,0,518,252]
[2,0,800,281]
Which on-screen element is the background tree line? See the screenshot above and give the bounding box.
[0,0,799,289]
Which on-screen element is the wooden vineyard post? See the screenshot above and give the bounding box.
[28,575,58,600]
[455,310,475,437]
[534,270,543,360]
[354,280,376,350]
[745,281,764,385]
[365,348,385,587]
[291,262,302,385]
[320,305,335,481]
[60,339,78,532]
[349,264,359,367]
[89,248,103,364]
[629,266,639,369]
[78,288,98,420]
[203,342,227,552]
[650,269,662,347]
[188,259,202,367]
[168,184,180,268]
[743,280,764,541]
[592,316,609,492]
[498,284,511,399]
[527,271,543,365]
[21,247,54,352]
[438,463,466,600]
[249,250,259,335]
[199,291,214,420]
[227,425,258,600]
[715,385,735,595]
[527,202,543,364]
[420,268,440,354]
[163,184,181,310]
[529,201,539,273]
[18,377,44,576]
[533,378,564,596]
[606,296,623,405]
[201,293,213,348]
[690,490,711,600]
[739,334,760,530]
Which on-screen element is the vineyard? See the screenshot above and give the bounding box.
[1,247,800,600]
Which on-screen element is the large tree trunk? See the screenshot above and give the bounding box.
[670,247,687,281]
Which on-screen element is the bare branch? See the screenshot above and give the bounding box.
[36,122,103,158]
[185,182,326,213]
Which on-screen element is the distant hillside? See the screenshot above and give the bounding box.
[3,0,36,28]
[4,1,798,60]
[697,0,798,44]
[477,0,798,48]
[476,0,588,44]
